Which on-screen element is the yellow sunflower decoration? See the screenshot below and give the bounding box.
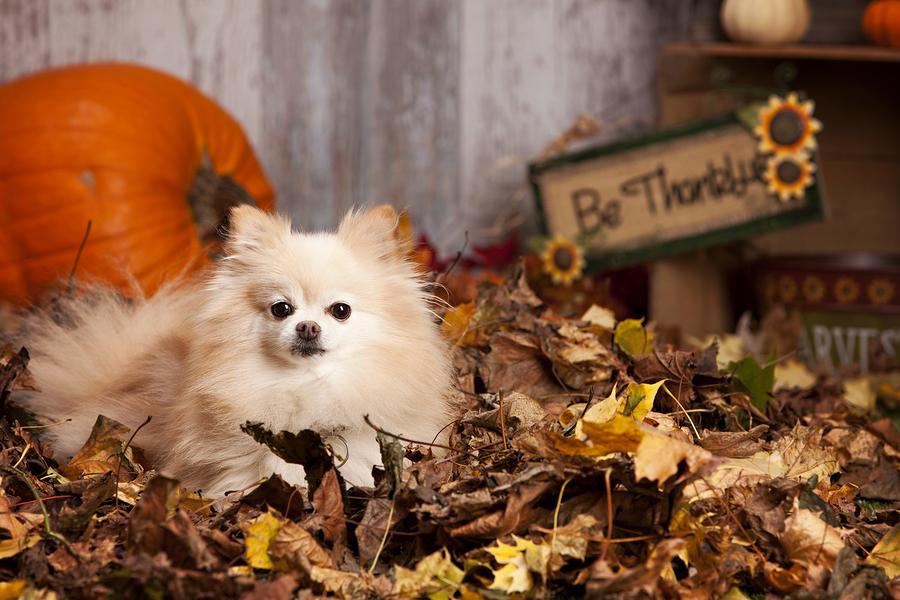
[755,93,822,155]
[764,152,816,202]
[541,236,585,286]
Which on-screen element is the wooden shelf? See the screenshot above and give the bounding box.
[665,42,900,63]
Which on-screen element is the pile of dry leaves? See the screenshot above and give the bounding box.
[0,269,898,599]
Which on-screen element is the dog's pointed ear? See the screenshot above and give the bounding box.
[338,205,412,260]
[224,204,291,255]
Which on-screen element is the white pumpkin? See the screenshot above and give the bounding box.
[720,0,811,45]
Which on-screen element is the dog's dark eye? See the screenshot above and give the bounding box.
[270,301,294,319]
[329,302,351,321]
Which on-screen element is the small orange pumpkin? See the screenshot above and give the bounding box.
[0,63,275,305]
[863,0,900,48]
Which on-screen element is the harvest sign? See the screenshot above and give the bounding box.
[530,112,824,271]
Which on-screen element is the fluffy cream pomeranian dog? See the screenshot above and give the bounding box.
[16,205,452,497]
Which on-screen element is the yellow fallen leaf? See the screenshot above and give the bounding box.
[614,318,654,357]
[581,304,616,329]
[774,360,816,391]
[844,377,876,413]
[621,380,665,422]
[721,587,753,600]
[488,555,531,594]
[441,302,478,346]
[555,414,646,457]
[866,522,900,578]
[575,384,619,435]
[0,579,25,600]
[393,549,465,600]
[243,510,284,570]
[569,381,662,441]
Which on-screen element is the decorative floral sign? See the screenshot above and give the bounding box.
[530,94,825,271]
[755,93,822,202]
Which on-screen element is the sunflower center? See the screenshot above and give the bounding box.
[776,160,803,184]
[769,110,805,146]
[553,247,575,271]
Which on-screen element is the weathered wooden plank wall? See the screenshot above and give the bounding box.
[0,0,717,252]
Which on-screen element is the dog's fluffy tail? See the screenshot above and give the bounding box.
[13,285,192,460]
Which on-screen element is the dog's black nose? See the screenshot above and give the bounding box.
[296,320,321,341]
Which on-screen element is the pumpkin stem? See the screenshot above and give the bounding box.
[188,149,260,256]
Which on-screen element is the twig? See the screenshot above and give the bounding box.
[363,415,455,451]
[498,391,508,451]
[430,419,460,447]
[551,477,572,553]
[67,220,93,293]
[600,468,614,562]
[662,382,702,441]
[2,465,82,561]
[535,525,662,545]
[436,231,469,281]
[115,415,152,509]
[195,478,267,518]
[435,440,505,466]
[368,498,396,574]
[577,386,596,421]
[11,494,74,508]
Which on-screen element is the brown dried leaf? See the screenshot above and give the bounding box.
[700,425,769,458]
[634,431,714,486]
[355,497,406,567]
[270,519,335,570]
[309,468,346,546]
[60,415,134,480]
[480,332,561,399]
[127,475,180,554]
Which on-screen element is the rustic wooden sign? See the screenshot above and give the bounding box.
[529,113,825,271]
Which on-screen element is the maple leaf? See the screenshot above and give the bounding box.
[485,535,552,593]
[393,549,465,600]
[773,359,815,390]
[243,510,284,570]
[729,355,775,411]
[866,522,900,578]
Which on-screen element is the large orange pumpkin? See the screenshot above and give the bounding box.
[863,0,900,48]
[0,63,275,305]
